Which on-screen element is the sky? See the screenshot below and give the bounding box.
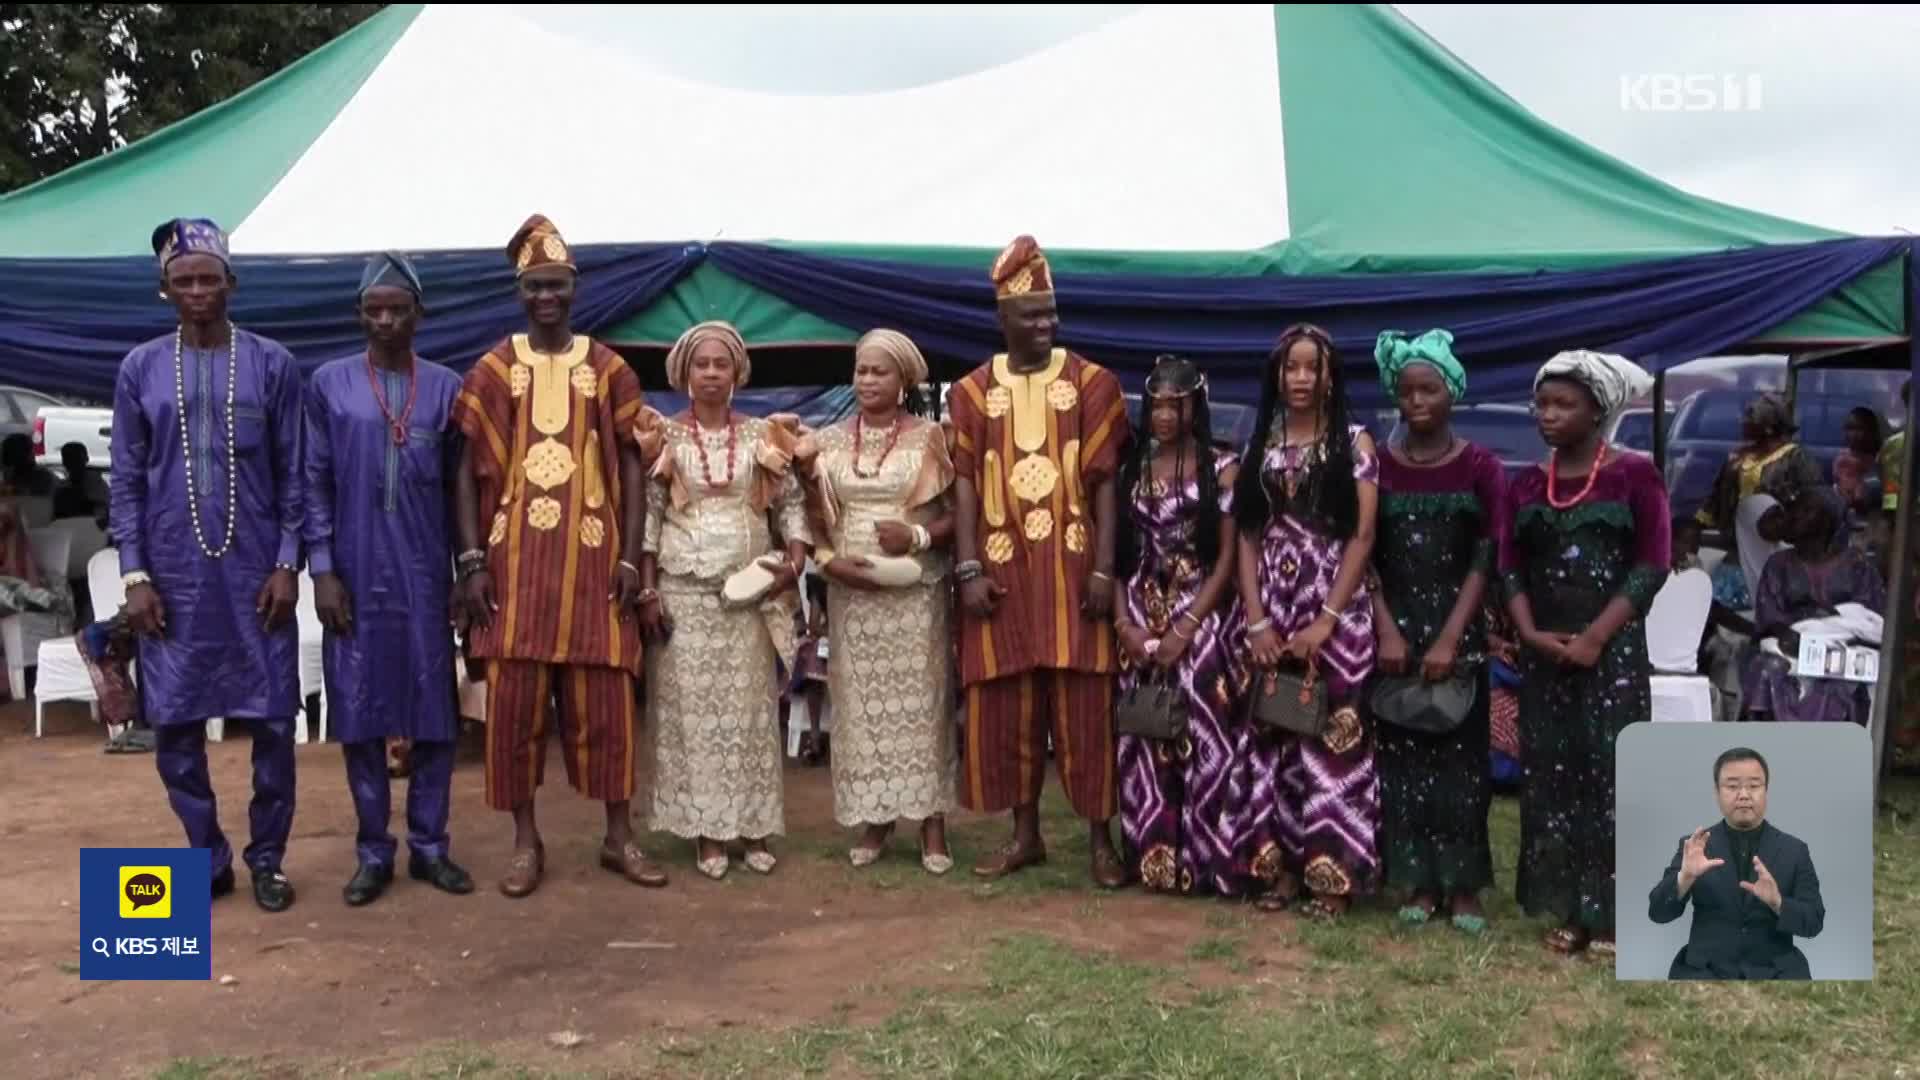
[516,3,1913,236]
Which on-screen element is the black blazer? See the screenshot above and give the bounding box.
[1647,820,1825,980]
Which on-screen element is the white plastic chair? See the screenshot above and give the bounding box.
[295,570,327,743]
[1646,568,1714,722]
[9,495,54,528]
[3,526,73,702]
[1645,569,1712,675]
[52,516,109,586]
[30,547,121,736]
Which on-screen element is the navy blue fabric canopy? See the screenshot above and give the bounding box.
[0,237,1908,408]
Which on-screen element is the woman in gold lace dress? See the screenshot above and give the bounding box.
[794,330,958,874]
[638,322,811,881]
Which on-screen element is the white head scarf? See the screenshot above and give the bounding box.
[1534,350,1654,418]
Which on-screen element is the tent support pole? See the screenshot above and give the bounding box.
[1652,368,1667,472]
[1871,245,1917,808]
[1873,388,1913,808]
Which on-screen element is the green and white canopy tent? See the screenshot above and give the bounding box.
[0,3,1903,348]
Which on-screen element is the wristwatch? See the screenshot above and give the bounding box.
[121,570,152,589]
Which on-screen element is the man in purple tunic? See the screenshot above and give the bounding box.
[111,218,304,912]
[306,252,473,906]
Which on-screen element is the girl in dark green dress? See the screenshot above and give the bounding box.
[1500,350,1667,960]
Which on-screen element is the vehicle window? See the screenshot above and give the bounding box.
[4,389,58,421]
[1683,394,1747,441]
[1449,413,1546,461]
[1612,413,1654,451]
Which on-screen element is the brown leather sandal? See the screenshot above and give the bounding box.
[600,841,669,888]
[1090,847,1128,890]
[971,842,1046,880]
[499,843,545,899]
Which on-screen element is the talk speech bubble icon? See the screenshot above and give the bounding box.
[124,872,167,911]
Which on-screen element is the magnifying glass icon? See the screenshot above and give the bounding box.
[90,937,110,958]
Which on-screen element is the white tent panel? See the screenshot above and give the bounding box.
[232,3,1289,254]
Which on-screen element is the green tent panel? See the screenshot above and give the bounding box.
[0,5,422,259]
[600,262,856,347]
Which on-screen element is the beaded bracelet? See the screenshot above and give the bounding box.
[1247,618,1274,635]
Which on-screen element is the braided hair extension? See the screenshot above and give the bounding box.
[1233,324,1359,541]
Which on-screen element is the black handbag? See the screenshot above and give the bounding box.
[1116,672,1188,741]
[1369,666,1479,735]
[1250,660,1328,737]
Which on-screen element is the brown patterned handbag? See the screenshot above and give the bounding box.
[1250,658,1328,737]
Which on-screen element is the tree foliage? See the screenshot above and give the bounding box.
[0,4,384,193]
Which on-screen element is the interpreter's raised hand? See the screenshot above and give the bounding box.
[461,569,498,631]
[874,521,915,557]
[961,576,1005,620]
[1739,856,1784,914]
[313,573,354,635]
[257,568,297,633]
[1677,826,1725,893]
[125,582,167,638]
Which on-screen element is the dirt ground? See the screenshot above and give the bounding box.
[0,702,1269,1080]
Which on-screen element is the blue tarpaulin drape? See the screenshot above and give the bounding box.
[0,243,701,399]
[0,237,1906,406]
[708,236,1910,406]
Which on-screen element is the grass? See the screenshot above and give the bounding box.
[155,777,1920,1079]
[1185,935,1241,962]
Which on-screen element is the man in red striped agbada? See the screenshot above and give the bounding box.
[452,214,666,898]
[948,235,1130,887]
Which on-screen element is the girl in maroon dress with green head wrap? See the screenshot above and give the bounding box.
[1370,329,1504,936]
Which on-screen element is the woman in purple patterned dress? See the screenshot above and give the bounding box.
[1236,324,1380,920]
[1113,358,1247,896]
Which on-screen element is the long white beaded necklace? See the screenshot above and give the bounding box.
[172,324,238,558]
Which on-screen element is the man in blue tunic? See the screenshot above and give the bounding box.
[306,252,474,906]
[111,218,304,912]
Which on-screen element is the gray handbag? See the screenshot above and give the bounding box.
[1369,665,1479,734]
[1116,671,1189,741]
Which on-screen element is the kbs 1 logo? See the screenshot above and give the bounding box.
[120,866,171,918]
[1619,73,1764,113]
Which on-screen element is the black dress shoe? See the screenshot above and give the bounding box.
[342,863,394,907]
[210,867,236,900]
[408,854,475,895]
[251,870,297,913]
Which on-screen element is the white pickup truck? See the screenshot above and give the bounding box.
[34,405,114,471]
